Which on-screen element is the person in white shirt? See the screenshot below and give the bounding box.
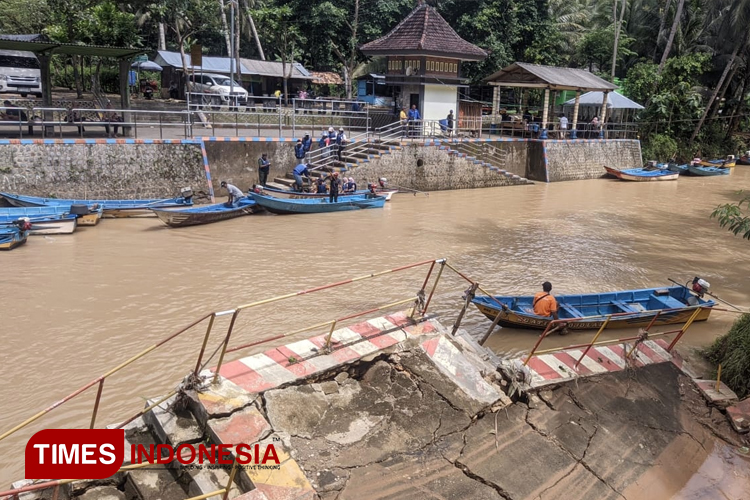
[559,114,568,139]
[221,181,245,207]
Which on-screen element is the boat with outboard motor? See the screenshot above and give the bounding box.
[0,188,194,217]
[0,219,31,250]
[249,192,386,214]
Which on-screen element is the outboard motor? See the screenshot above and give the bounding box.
[691,276,710,297]
[69,204,90,215]
[180,187,194,203]
[14,217,32,231]
[378,177,387,189]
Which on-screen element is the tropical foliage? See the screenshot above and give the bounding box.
[0,0,749,150]
[703,314,750,398]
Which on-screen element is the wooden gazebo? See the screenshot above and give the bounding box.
[484,62,617,138]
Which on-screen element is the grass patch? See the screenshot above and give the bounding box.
[702,313,750,398]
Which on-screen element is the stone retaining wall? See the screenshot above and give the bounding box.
[540,139,643,182]
[352,143,531,191]
[0,140,210,201]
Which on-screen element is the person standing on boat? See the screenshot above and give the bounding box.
[533,282,559,320]
[293,162,311,192]
[220,181,245,207]
[258,153,271,187]
[327,171,342,203]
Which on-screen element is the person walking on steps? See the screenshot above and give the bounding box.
[293,162,311,192]
[221,181,245,207]
[257,153,271,186]
[336,128,347,161]
[327,171,342,203]
[294,138,306,164]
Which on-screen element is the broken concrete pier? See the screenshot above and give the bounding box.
[8,311,750,500]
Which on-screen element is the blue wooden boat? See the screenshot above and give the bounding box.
[249,192,386,214]
[687,164,731,176]
[0,204,102,228]
[0,191,193,217]
[151,198,257,228]
[472,285,715,331]
[0,223,30,250]
[604,166,679,181]
[260,186,397,202]
[667,163,689,175]
[698,157,736,168]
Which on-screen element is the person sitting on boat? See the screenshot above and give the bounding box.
[315,177,328,194]
[533,282,559,320]
[327,171,343,203]
[345,177,357,193]
[221,181,245,207]
[293,162,311,192]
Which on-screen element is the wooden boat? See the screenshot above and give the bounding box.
[0,213,77,235]
[249,192,386,214]
[0,192,193,217]
[698,157,736,168]
[0,223,30,250]
[0,204,101,227]
[667,163,689,175]
[151,198,256,228]
[261,186,398,202]
[688,164,731,176]
[737,155,750,166]
[603,166,679,181]
[472,285,715,331]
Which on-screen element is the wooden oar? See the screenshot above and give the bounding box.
[391,185,429,197]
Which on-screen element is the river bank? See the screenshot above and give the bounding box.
[1,169,749,486]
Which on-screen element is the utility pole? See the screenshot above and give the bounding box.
[229,0,237,108]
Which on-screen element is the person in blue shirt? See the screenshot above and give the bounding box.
[315,177,327,194]
[302,133,312,153]
[345,177,357,193]
[257,153,271,186]
[407,105,421,137]
[294,139,306,162]
[292,163,311,192]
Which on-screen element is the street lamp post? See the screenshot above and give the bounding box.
[229,0,235,108]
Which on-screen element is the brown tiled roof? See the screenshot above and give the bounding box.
[360,3,486,61]
[310,71,344,85]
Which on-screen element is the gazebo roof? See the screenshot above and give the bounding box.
[484,62,617,92]
[359,3,486,61]
[563,91,644,109]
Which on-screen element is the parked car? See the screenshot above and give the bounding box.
[188,73,248,107]
[0,50,43,98]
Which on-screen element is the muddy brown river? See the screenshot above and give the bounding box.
[2,168,749,494]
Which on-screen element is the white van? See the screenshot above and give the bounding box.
[0,50,43,98]
[188,73,248,105]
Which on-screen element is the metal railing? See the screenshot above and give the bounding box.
[1,258,485,500]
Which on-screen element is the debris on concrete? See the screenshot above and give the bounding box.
[726,398,750,434]
[693,379,739,407]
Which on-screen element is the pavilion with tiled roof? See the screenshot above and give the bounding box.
[360,2,486,128]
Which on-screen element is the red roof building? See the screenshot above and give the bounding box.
[360,2,486,129]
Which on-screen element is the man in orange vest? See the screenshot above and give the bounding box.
[533,282,559,320]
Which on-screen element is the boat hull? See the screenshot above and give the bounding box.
[261,187,397,202]
[604,166,679,181]
[0,228,29,250]
[667,164,689,174]
[151,200,256,227]
[250,192,386,214]
[0,193,193,217]
[472,285,715,331]
[698,159,736,168]
[0,208,86,233]
[687,165,731,176]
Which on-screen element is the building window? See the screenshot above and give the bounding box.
[388,60,392,70]
[440,62,445,72]
[417,60,421,70]
[430,61,434,71]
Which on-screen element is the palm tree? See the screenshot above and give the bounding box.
[690,0,750,143]
[658,0,685,72]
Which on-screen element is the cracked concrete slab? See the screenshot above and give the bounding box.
[265,360,471,475]
[335,447,504,499]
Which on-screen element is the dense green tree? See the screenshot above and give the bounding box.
[0,0,51,35]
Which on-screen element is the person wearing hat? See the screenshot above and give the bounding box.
[294,138,306,163]
[336,128,347,161]
[327,171,343,203]
[302,133,312,153]
[220,181,245,207]
[257,153,271,187]
[319,131,331,159]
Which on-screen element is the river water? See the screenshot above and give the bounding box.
[2,168,749,490]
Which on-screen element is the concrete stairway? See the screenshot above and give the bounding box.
[438,141,532,184]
